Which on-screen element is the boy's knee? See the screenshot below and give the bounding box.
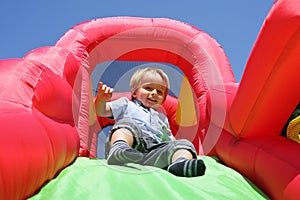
[108,118,143,148]
[110,128,134,146]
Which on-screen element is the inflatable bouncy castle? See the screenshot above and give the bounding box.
[0,0,299,199]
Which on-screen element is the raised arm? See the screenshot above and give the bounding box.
[95,82,114,117]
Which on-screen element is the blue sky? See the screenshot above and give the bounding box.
[0,1,274,81]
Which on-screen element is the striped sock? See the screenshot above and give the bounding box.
[107,140,144,165]
[167,157,206,177]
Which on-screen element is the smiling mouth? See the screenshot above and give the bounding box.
[147,98,157,103]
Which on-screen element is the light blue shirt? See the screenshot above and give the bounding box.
[108,97,173,143]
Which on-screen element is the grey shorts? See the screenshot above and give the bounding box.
[105,118,197,169]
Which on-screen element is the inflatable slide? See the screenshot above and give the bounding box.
[0,0,299,199]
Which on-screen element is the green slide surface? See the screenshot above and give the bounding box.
[30,156,269,200]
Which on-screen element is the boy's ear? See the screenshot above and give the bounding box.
[132,91,136,98]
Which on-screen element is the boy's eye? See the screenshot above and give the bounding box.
[156,90,163,95]
[145,86,152,91]
[143,86,164,95]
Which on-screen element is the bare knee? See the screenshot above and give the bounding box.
[110,128,134,146]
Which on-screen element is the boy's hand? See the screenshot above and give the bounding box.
[96,82,114,102]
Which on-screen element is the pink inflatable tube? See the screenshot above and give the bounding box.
[216,0,300,199]
[0,1,299,199]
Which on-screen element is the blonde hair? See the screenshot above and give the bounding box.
[130,67,170,93]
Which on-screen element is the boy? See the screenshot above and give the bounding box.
[95,67,206,177]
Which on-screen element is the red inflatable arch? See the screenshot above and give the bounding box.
[0,0,299,199]
[52,16,236,157]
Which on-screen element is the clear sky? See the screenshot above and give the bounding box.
[0,0,274,81]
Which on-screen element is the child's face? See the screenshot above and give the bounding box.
[132,76,168,109]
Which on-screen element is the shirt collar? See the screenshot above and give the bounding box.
[133,99,150,111]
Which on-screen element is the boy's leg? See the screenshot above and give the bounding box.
[142,139,206,177]
[167,149,206,177]
[107,128,144,165]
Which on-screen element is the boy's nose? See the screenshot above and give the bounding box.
[150,89,158,95]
